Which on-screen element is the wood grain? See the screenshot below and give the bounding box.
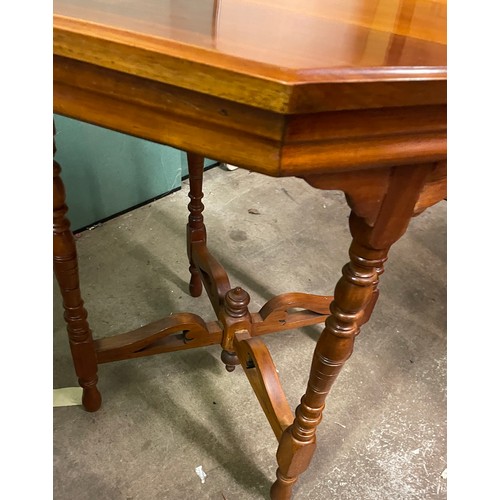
[54,56,446,176]
[234,331,294,440]
[95,314,222,363]
[53,0,447,496]
[54,0,446,114]
[53,0,446,73]
[272,163,434,498]
[186,152,207,298]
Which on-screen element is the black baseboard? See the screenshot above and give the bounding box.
[73,162,219,234]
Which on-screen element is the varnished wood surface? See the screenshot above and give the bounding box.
[234,331,294,441]
[54,0,446,113]
[53,126,101,412]
[54,3,446,496]
[54,0,446,70]
[54,0,446,178]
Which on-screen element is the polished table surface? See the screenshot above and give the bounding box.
[53,1,446,498]
[54,0,446,175]
[54,0,446,71]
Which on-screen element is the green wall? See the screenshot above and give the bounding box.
[54,115,213,231]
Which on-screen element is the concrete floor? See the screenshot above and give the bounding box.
[53,166,447,499]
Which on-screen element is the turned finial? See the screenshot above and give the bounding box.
[220,287,250,372]
[224,287,250,317]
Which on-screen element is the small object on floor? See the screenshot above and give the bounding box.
[221,163,238,171]
[195,465,207,484]
[53,387,83,407]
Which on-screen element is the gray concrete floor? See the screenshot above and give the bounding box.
[53,166,447,499]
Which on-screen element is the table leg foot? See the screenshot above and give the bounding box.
[270,469,297,500]
[81,382,102,412]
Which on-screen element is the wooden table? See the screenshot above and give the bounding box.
[53,1,447,498]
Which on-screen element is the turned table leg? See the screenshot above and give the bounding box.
[186,152,206,297]
[53,126,101,412]
[271,216,388,499]
[271,164,434,498]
